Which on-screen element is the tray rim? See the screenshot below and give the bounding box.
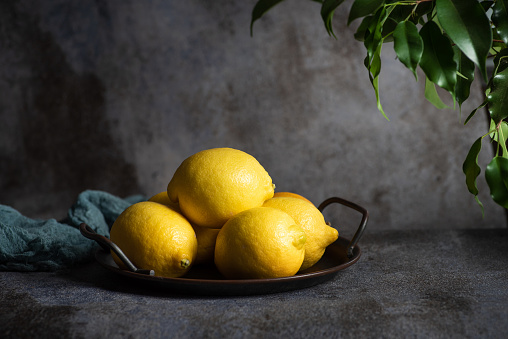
[93,236,361,293]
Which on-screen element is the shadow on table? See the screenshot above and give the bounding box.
[60,255,341,300]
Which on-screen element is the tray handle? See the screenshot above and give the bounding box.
[318,197,369,258]
[79,223,155,276]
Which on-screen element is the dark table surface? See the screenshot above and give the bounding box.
[1,227,508,339]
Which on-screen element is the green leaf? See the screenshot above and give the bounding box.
[492,0,508,45]
[373,75,388,120]
[357,13,397,44]
[463,137,483,210]
[485,156,508,209]
[487,67,508,124]
[354,16,373,41]
[364,6,391,65]
[453,46,475,109]
[497,121,508,158]
[250,0,286,36]
[435,0,492,81]
[464,98,487,125]
[348,0,384,26]
[492,38,508,54]
[388,3,414,22]
[368,44,389,121]
[488,119,508,160]
[489,119,498,140]
[493,48,508,74]
[381,17,397,43]
[321,0,347,38]
[364,7,385,64]
[501,122,508,146]
[361,6,391,121]
[363,44,390,121]
[393,21,423,80]
[388,2,432,26]
[419,21,457,96]
[424,76,449,109]
[481,1,494,12]
[414,1,434,18]
[369,44,382,81]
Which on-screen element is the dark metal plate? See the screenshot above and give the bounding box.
[94,236,361,296]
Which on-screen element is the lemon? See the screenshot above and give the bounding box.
[148,191,218,265]
[167,148,274,228]
[193,225,220,265]
[273,191,314,205]
[148,191,178,210]
[214,207,306,279]
[262,197,338,271]
[110,201,197,278]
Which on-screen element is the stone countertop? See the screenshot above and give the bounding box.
[1,228,507,338]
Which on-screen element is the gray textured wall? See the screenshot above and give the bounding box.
[1,0,505,230]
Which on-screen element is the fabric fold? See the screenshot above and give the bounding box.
[0,190,145,271]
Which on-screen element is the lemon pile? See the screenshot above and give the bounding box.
[110,148,338,279]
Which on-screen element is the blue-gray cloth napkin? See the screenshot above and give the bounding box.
[0,190,145,271]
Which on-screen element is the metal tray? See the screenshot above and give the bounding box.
[80,196,368,296]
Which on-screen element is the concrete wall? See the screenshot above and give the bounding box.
[1,0,505,231]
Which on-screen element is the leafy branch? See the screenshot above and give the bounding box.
[251,0,508,211]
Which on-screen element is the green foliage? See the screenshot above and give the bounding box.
[393,21,423,79]
[436,0,492,81]
[487,67,508,124]
[424,76,449,109]
[486,157,508,208]
[462,137,484,214]
[321,0,347,38]
[250,0,508,211]
[419,21,457,97]
[453,46,476,108]
[250,0,286,36]
[493,0,508,44]
[348,0,385,25]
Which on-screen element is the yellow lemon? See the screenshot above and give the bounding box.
[110,201,197,278]
[167,148,274,228]
[148,191,179,210]
[214,207,306,279]
[262,197,338,271]
[148,191,218,265]
[273,191,314,205]
[193,225,220,265]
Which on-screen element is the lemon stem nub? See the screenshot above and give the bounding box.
[180,258,191,268]
[293,233,306,250]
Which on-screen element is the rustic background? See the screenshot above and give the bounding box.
[1,0,505,230]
